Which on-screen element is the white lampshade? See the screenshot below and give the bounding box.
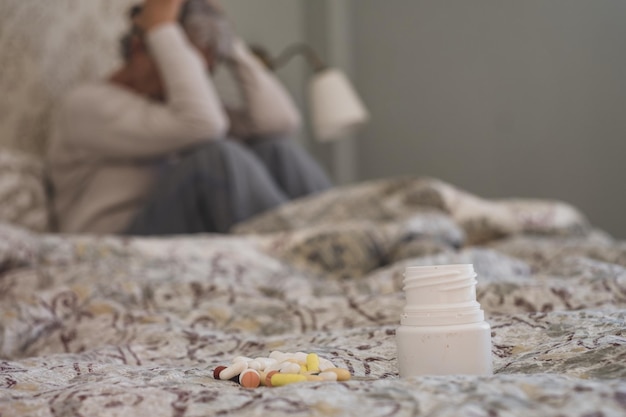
[309,68,369,142]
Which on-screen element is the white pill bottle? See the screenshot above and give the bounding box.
[396,264,493,377]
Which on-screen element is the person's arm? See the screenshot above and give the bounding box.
[224,39,301,140]
[62,25,228,159]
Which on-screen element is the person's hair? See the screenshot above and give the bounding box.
[119,0,232,62]
[119,5,144,62]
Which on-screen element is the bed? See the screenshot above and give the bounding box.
[1,1,626,415]
[1,173,626,416]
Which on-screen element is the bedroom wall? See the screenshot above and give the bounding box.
[218,0,311,151]
[350,0,626,238]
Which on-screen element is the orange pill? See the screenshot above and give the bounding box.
[239,369,261,388]
[265,370,278,387]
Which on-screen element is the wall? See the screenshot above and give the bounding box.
[352,0,626,237]
[218,0,308,147]
[304,0,358,183]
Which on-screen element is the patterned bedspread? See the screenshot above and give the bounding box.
[1,178,625,416]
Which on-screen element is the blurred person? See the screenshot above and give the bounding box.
[47,0,331,236]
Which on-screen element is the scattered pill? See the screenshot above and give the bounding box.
[265,370,278,387]
[294,352,308,363]
[306,353,320,372]
[318,371,338,382]
[220,361,247,380]
[239,369,261,388]
[255,357,276,370]
[265,362,283,373]
[326,368,351,381]
[279,362,301,374]
[212,352,351,388]
[213,366,227,379]
[269,351,285,361]
[271,373,307,387]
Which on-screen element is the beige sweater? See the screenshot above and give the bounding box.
[47,23,300,235]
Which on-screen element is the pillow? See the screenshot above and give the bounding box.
[0,149,50,232]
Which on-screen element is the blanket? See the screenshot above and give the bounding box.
[1,177,625,416]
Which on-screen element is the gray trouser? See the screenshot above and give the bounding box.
[125,137,332,236]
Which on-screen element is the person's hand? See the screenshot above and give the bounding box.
[182,0,236,67]
[202,0,235,63]
[139,0,184,31]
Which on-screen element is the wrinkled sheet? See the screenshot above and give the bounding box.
[1,177,625,417]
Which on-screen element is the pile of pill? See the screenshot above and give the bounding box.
[212,351,351,388]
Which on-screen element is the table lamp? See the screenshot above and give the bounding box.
[250,43,369,142]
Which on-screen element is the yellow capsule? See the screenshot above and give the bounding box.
[326,367,351,381]
[300,365,308,374]
[306,353,320,373]
[270,373,307,387]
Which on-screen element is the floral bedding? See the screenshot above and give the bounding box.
[1,177,625,417]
